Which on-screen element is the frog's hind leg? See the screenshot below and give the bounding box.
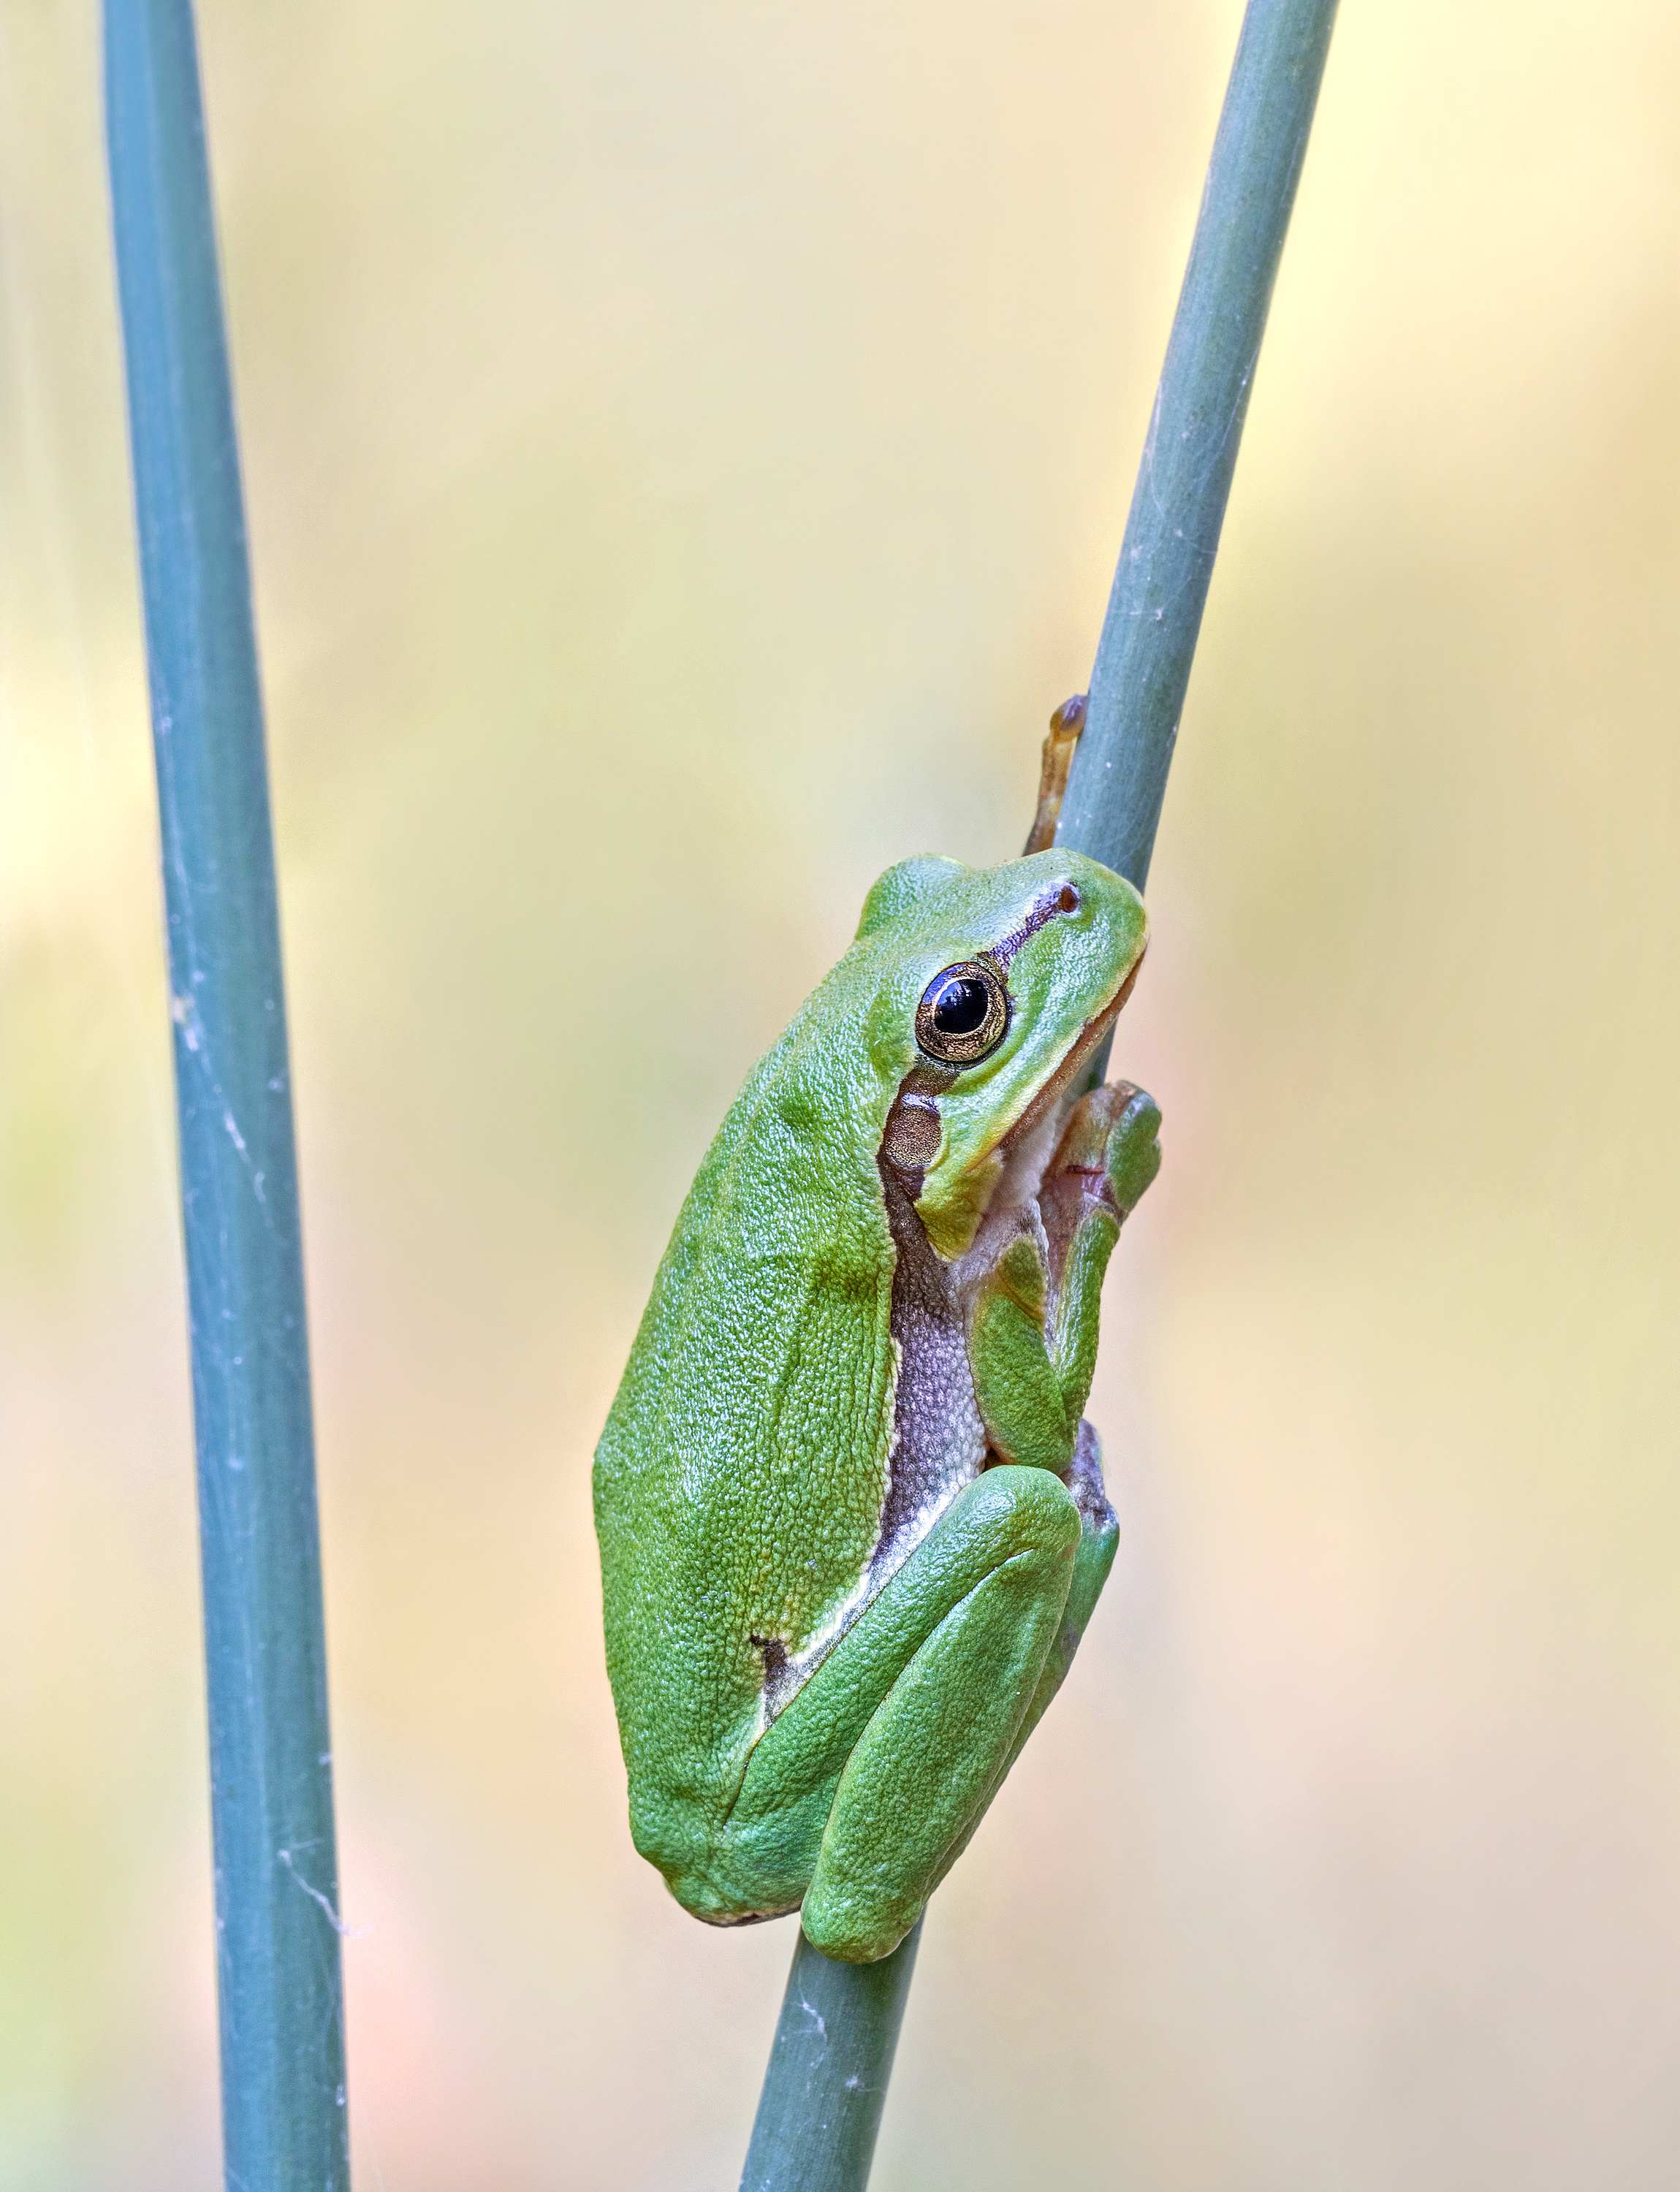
[916,1420,1118,1909]
[767,1463,1081,1963]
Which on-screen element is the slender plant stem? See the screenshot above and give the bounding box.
[740,3,1337,2187]
[1059,0,1340,890]
[104,4,349,2185]
[741,1922,923,2192]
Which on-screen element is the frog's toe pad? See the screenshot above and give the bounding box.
[1104,1082,1163,1215]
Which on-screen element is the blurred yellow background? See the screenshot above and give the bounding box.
[3,0,1679,2184]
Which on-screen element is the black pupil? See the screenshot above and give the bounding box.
[931,975,990,1037]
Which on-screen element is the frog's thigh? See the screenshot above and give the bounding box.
[794,1465,1079,1963]
[726,1469,1080,1932]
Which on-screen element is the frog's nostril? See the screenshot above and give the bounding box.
[1057,884,1080,915]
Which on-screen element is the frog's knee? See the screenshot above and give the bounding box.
[962,1461,1082,1559]
[800,1880,917,1964]
[919,1467,1082,1611]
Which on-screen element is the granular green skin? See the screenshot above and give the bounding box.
[593,848,1158,1960]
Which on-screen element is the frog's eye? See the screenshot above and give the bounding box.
[915,960,1009,1065]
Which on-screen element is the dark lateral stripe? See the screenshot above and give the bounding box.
[987,887,1070,974]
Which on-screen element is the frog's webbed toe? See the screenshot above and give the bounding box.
[1063,1415,1116,1536]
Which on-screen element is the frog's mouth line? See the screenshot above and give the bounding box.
[994,948,1145,1165]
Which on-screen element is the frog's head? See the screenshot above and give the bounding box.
[854,848,1148,1260]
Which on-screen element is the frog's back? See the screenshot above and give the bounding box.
[592,986,900,1888]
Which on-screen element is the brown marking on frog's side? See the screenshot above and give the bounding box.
[881,1058,954,1179]
[882,1095,941,1171]
[870,1149,987,1591]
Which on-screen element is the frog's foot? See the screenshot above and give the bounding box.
[1051,1419,1118,1697]
[1041,1080,1162,1249]
[629,1800,807,1932]
[1063,1414,1114,1529]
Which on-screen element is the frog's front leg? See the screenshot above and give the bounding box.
[1041,1078,1162,1428]
[965,1081,1160,1460]
[964,1081,1160,1468]
[725,1464,1082,1963]
[957,1082,1161,1748]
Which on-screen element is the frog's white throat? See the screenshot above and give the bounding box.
[949,1103,1066,1301]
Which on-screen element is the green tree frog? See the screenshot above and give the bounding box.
[593,848,1160,1963]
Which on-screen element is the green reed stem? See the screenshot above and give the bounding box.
[741,1922,923,2192]
[104,4,349,2185]
[741,3,1337,2187]
[1058,0,1340,891]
